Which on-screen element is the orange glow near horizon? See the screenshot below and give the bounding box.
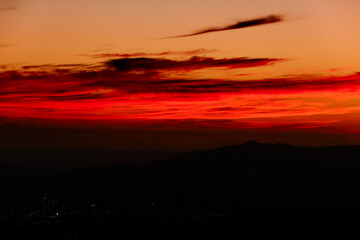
[1,0,360,147]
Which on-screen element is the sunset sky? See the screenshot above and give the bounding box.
[1,0,360,150]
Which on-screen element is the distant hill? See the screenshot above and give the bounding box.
[3,141,360,189]
[3,141,360,237]
[150,140,360,171]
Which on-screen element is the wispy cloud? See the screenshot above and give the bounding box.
[2,61,360,98]
[167,15,283,38]
[0,6,16,11]
[0,43,12,48]
[0,0,19,12]
[86,49,217,59]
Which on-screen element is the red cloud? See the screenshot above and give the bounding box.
[1,58,360,134]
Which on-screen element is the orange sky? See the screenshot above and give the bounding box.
[1,0,360,148]
[2,0,360,73]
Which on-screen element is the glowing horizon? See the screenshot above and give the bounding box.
[2,0,360,148]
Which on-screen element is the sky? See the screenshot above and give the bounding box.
[1,0,360,150]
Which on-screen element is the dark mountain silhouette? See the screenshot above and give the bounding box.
[2,141,360,238]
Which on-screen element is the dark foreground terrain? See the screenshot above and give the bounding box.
[2,141,360,239]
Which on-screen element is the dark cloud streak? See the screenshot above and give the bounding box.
[107,56,282,72]
[167,14,283,38]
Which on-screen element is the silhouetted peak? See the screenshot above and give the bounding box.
[242,140,267,147]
